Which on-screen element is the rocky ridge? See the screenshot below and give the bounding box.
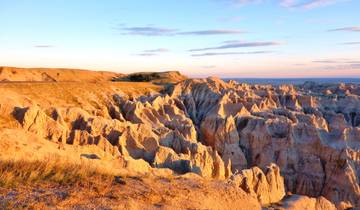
[0,66,123,82]
[1,73,359,209]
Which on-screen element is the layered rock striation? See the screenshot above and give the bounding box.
[2,76,360,208]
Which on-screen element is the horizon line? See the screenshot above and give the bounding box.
[1,65,360,79]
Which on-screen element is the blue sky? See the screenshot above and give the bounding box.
[0,0,359,77]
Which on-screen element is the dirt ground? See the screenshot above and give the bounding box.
[0,174,260,210]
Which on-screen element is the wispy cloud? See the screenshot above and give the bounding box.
[280,0,294,7]
[143,48,169,53]
[322,64,360,70]
[313,59,360,64]
[34,45,54,48]
[314,58,360,70]
[135,48,169,56]
[191,51,272,56]
[119,26,178,36]
[282,0,341,9]
[328,26,360,32]
[116,25,245,36]
[178,29,245,35]
[201,65,217,69]
[135,53,158,56]
[189,40,281,52]
[341,42,360,45]
[227,0,345,9]
[227,0,262,5]
[313,59,338,63]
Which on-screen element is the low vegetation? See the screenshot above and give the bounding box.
[0,157,129,209]
[128,73,161,82]
[0,157,114,187]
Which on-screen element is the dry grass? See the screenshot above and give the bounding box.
[0,157,126,209]
[0,81,162,111]
[0,157,114,188]
[0,66,123,82]
[0,158,261,210]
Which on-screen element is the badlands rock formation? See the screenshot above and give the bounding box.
[168,78,360,209]
[229,163,285,206]
[1,70,359,209]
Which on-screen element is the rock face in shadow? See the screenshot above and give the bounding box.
[3,75,360,208]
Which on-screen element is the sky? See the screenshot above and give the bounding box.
[0,0,359,78]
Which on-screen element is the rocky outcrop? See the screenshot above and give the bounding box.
[120,95,197,142]
[67,130,121,157]
[200,115,247,172]
[230,163,285,205]
[11,101,229,180]
[275,195,336,210]
[13,106,68,142]
[153,144,231,179]
[169,77,360,208]
[5,75,360,208]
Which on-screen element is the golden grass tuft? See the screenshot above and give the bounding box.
[0,157,115,187]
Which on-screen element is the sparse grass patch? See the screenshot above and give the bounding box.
[0,157,115,188]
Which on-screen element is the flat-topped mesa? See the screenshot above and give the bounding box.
[0,66,123,82]
[0,66,188,84]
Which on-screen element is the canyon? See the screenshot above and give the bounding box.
[1,67,359,209]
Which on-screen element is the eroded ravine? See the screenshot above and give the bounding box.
[1,75,359,209]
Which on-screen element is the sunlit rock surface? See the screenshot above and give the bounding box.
[1,73,360,208]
